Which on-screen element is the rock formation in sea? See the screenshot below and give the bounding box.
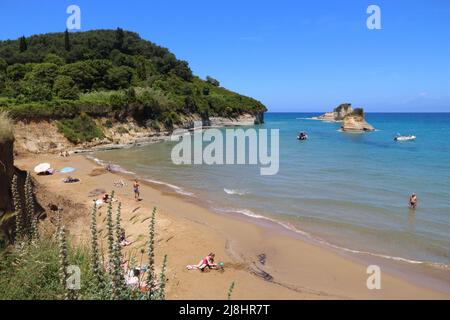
[341,108,375,132]
[316,103,354,121]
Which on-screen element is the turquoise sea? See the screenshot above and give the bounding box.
[93,113,450,271]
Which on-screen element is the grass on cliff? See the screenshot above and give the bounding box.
[56,113,104,143]
[0,111,13,142]
[0,237,94,299]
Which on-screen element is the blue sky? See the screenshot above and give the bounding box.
[1,0,449,112]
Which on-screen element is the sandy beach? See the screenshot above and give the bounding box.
[14,153,450,300]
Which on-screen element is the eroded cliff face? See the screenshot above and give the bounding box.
[341,109,375,132]
[333,103,353,121]
[12,112,265,154]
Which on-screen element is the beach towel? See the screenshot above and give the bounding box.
[60,167,75,173]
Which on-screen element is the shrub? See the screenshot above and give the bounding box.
[44,53,65,66]
[117,126,129,134]
[53,75,79,100]
[56,113,104,143]
[20,79,53,102]
[351,108,364,117]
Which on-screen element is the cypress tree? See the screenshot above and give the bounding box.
[19,36,27,52]
[114,27,124,50]
[64,29,71,51]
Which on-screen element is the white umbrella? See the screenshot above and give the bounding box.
[34,163,50,173]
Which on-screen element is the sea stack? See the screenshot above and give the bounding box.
[316,103,354,121]
[341,108,375,132]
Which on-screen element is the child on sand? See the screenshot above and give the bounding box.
[186,253,218,271]
[119,228,131,246]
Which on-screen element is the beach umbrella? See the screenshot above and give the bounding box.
[60,167,75,173]
[34,163,50,173]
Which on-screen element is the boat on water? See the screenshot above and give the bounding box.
[297,132,308,140]
[394,135,416,141]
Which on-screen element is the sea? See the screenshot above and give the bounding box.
[93,113,450,275]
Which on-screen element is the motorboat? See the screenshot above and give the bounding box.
[297,132,308,140]
[394,135,416,141]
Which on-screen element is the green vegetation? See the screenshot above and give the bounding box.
[56,113,104,143]
[0,29,266,142]
[350,108,364,117]
[0,175,167,300]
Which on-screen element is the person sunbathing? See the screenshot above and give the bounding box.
[119,228,131,246]
[186,253,218,271]
[63,176,80,183]
[94,193,110,207]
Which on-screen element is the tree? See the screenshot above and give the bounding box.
[0,58,7,74]
[20,79,52,101]
[44,54,65,66]
[114,28,125,51]
[171,61,192,81]
[59,61,96,90]
[53,75,79,100]
[64,29,71,51]
[206,76,220,87]
[105,65,133,90]
[19,36,27,52]
[29,63,59,86]
[6,63,32,82]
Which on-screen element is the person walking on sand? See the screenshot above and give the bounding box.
[409,193,417,209]
[133,179,140,200]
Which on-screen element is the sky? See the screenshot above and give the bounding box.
[1,0,449,112]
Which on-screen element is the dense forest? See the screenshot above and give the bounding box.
[0,29,266,133]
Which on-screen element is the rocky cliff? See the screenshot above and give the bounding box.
[12,112,265,155]
[315,103,354,121]
[341,108,375,132]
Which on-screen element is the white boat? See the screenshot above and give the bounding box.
[394,135,416,141]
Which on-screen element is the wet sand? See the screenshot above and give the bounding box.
[15,154,450,300]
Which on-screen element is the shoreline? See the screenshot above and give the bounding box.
[14,153,450,299]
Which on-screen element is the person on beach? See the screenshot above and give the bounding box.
[119,228,131,246]
[133,179,140,200]
[409,193,417,209]
[186,253,218,271]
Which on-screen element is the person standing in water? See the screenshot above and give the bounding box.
[409,193,417,209]
[133,179,140,201]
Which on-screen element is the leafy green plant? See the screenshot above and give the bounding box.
[56,113,104,143]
